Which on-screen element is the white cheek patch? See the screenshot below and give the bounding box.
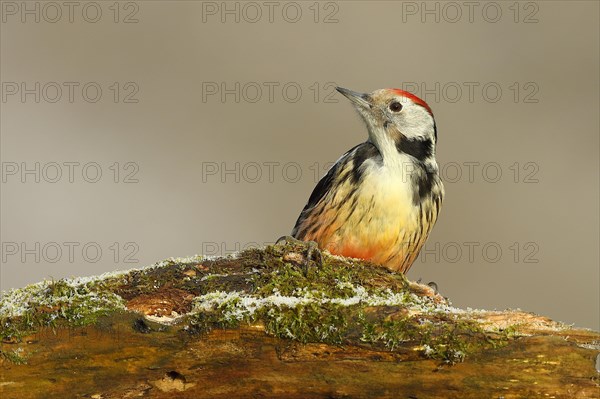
[398,105,434,139]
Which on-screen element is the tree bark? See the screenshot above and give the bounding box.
[1,243,598,398]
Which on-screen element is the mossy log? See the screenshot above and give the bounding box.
[1,242,598,398]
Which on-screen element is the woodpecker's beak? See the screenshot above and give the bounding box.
[336,87,371,109]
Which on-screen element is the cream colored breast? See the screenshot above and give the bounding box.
[336,162,420,243]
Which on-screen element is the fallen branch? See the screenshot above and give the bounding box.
[1,242,598,398]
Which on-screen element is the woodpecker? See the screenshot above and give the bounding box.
[291,87,444,274]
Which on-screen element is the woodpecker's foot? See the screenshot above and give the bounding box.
[302,240,322,275]
[427,281,439,295]
[275,235,322,275]
[275,235,304,247]
[416,278,440,295]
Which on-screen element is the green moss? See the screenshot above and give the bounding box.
[181,243,516,362]
[261,302,351,345]
[0,347,29,364]
[188,292,243,332]
[0,278,125,342]
[359,313,417,349]
[358,313,508,363]
[500,324,520,339]
[1,243,517,363]
[250,250,408,301]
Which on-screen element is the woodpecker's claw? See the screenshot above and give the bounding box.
[275,235,323,275]
[416,278,441,296]
[427,281,439,295]
[290,240,321,276]
[275,235,298,246]
[303,240,322,273]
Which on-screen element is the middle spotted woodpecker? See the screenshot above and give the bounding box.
[291,87,444,274]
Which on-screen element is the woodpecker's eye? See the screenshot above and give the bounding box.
[389,102,403,112]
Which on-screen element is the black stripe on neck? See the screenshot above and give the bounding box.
[396,137,433,161]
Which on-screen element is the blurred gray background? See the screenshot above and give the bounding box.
[1,1,598,329]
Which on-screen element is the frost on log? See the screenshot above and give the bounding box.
[0,241,598,398]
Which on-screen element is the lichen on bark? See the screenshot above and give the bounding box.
[1,241,598,398]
